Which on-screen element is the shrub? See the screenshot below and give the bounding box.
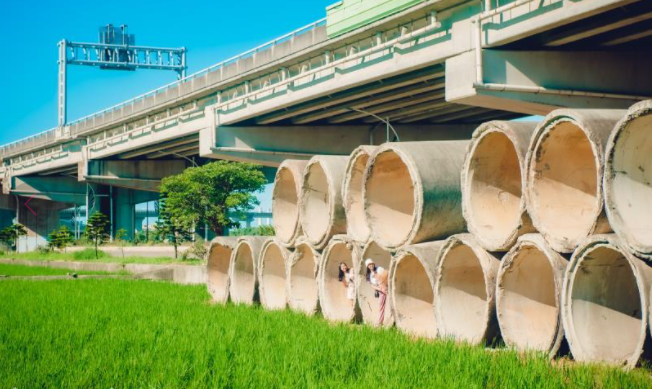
[73,248,109,261]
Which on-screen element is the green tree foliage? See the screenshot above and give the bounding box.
[160,161,266,236]
[47,226,74,252]
[115,228,128,258]
[85,212,110,259]
[0,224,28,252]
[155,199,191,259]
[229,225,275,237]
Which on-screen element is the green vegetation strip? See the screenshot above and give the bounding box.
[0,263,124,277]
[0,248,201,265]
[0,279,649,388]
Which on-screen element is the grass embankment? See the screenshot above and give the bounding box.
[0,263,127,277]
[0,279,649,388]
[0,248,201,265]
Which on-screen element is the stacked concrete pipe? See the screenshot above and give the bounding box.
[206,236,239,304]
[434,234,501,344]
[461,121,538,251]
[389,241,444,338]
[273,160,309,247]
[495,234,568,358]
[525,109,626,253]
[342,146,377,243]
[287,238,321,316]
[364,141,469,250]
[357,240,394,327]
[318,235,361,323]
[561,235,651,368]
[299,155,349,249]
[258,238,291,310]
[603,100,652,260]
[229,236,267,305]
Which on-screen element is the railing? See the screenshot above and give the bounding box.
[0,18,326,160]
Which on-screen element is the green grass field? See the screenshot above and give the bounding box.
[0,279,649,388]
[0,248,201,265]
[0,263,127,277]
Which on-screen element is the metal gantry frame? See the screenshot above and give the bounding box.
[57,25,187,127]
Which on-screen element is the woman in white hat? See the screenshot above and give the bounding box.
[365,259,389,326]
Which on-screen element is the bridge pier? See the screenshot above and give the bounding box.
[15,196,71,252]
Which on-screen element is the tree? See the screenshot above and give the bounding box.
[47,226,73,252]
[160,161,266,236]
[85,212,110,259]
[0,223,28,252]
[115,228,128,258]
[155,198,191,259]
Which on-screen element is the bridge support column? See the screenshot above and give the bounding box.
[15,196,71,252]
[111,187,159,240]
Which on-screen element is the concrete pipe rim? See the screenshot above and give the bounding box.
[364,146,423,250]
[343,146,376,243]
[561,237,649,368]
[434,235,498,345]
[495,236,565,358]
[462,124,528,251]
[317,236,360,323]
[287,240,321,315]
[258,239,289,310]
[273,164,302,246]
[526,116,604,253]
[300,158,339,249]
[229,240,259,306]
[357,240,393,327]
[206,239,236,304]
[603,102,652,258]
[389,248,438,338]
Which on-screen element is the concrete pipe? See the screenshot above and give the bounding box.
[389,241,444,338]
[287,238,321,315]
[462,121,538,251]
[604,100,652,259]
[364,141,469,250]
[273,160,309,247]
[318,235,361,323]
[258,238,291,310]
[343,146,377,243]
[229,236,267,305]
[299,155,349,249]
[357,240,394,327]
[562,234,652,368]
[525,109,626,253]
[206,236,239,304]
[434,234,501,344]
[495,234,568,358]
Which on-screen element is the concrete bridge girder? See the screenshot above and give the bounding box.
[80,159,188,192]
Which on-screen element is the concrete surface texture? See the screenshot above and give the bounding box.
[229,236,267,305]
[603,100,652,259]
[206,237,238,304]
[525,108,625,253]
[389,241,444,339]
[357,240,394,327]
[68,245,189,258]
[561,234,651,368]
[317,235,361,323]
[495,234,568,358]
[434,234,501,345]
[258,238,291,310]
[287,238,321,316]
[461,121,538,251]
[299,155,349,249]
[364,141,469,250]
[342,146,377,243]
[273,160,309,247]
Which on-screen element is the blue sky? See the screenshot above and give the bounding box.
[1,0,332,145]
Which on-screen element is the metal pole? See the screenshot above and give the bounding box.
[58,40,67,127]
[109,186,114,242]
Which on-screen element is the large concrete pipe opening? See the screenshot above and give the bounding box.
[273,160,309,247]
[318,235,360,322]
[300,156,349,249]
[287,239,321,315]
[258,239,290,310]
[526,110,624,253]
[343,146,376,243]
[604,100,652,259]
[462,121,537,251]
[562,235,651,368]
[357,240,393,327]
[365,141,468,250]
[390,241,443,338]
[229,237,266,305]
[435,234,500,344]
[495,234,568,357]
[206,237,238,304]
